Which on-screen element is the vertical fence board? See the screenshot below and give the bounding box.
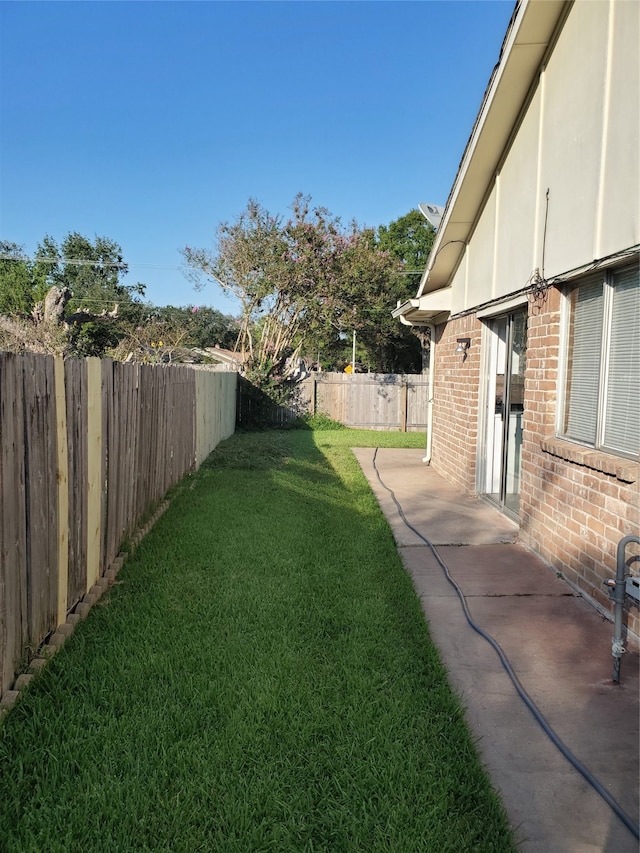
[0,354,28,695]
[1,354,237,698]
[125,364,139,537]
[65,359,88,606]
[86,358,102,592]
[105,360,120,566]
[113,361,132,551]
[100,360,113,574]
[135,366,150,520]
[22,353,58,647]
[54,357,69,625]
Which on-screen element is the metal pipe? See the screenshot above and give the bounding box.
[352,329,356,375]
[612,535,640,684]
[422,324,436,464]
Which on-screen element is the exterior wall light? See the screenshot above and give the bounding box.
[455,338,471,361]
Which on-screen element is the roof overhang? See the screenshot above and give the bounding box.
[417,0,569,297]
[392,288,452,326]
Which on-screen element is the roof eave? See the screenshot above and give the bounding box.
[417,0,569,297]
[392,290,453,326]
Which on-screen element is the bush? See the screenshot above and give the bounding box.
[298,412,346,431]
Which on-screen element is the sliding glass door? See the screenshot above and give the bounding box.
[482,309,527,518]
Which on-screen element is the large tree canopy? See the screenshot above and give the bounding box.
[35,232,148,356]
[34,232,146,317]
[182,195,425,378]
[1,233,238,360]
[376,208,436,292]
[0,233,147,356]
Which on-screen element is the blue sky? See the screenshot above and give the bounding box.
[0,0,514,313]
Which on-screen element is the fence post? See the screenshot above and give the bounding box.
[86,358,102,592]
[400,379,408,432]
[54,357,69,626]
[312,376,317,416]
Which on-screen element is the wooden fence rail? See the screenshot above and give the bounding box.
[0,352,236,698]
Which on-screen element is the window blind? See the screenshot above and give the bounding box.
[603,266,639,455]
[563,276,604,444]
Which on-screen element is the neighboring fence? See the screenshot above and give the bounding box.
[0,352,236,697]
[236,372,429,430]
[301,373,429,431]
[236,373,429,432]
[235,376,305,429]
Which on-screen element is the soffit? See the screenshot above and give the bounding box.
[392,289,452,326]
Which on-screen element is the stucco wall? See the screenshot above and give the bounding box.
[458,0,638,311]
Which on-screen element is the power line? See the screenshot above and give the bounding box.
[0,253,126,269]
[0,253,190,272]
[0,253,426,275]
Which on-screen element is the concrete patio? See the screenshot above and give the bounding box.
[354,447,639,853]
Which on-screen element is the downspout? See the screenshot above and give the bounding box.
[422,323,436,464]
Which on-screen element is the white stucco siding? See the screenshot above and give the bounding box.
[538,0,609,276]
[440,0,637,318]
[597,0,640,254]
[449,251,468,316]
[493,89,542,297]
[458,88,542,310]
[456,188,497,313]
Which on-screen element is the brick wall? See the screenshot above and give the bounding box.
[429,288,639,639]
[519,287,640,639]
[431,316,482,495]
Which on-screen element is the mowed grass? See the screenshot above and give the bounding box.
[0,428,516,852]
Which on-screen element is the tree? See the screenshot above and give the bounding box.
[105,304,238,365]
[297,227,414,372]
[35,232,145,313]
[182,195,421,380]
[33,232,147,356]
[0,233,150,357]
[182,197,438,386]
[0,241,49,316]
[150,305,237,350]
[183,200,284,368]
[376,208,435,292]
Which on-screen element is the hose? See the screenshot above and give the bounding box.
[371,447,640,841]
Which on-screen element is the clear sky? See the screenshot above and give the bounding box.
[0,0,515,314]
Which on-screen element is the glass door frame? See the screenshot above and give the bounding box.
[477,307,527,521]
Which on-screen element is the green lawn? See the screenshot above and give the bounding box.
[0,428,516,852]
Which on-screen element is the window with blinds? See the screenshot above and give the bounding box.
[561,263,639,458]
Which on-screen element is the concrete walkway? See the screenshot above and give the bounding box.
[353,447,639,853]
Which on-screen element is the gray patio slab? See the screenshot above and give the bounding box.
[353,446,640,853]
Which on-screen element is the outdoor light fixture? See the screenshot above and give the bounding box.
[455,338,471,361]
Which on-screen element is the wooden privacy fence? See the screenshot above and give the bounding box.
[0,352,236,697]
[300,373,429,431]
[236,373,429,430]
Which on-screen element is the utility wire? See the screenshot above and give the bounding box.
[0,253,191,273]
[0,254,427,275]
[371,448,640,842]
[0,254,128,269]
